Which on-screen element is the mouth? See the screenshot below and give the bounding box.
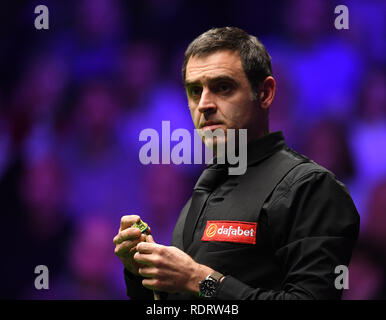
[200,121,223,131]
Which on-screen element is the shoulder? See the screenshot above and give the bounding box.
[265,149,360,248]
[272,147,351,202]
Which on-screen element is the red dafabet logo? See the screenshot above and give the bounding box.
[202,221,257,244]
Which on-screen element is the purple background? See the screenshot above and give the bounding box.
[0,0,385,299]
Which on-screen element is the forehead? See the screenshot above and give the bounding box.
[185,50,245,84]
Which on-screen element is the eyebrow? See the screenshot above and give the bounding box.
[184,75,238,88]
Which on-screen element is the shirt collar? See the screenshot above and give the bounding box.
[246,131,286,167]
[207,131,287,169]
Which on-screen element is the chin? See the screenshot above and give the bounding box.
[203,135,228,157]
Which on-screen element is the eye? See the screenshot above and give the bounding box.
[189,85,202,97]
[216,82,232,94]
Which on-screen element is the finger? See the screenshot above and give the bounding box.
[114,239,141,257]
[129,234,147,253]
[146,234,156,244]
[119,215,140,231]
[114,233,147,257]
[138,266,158,278]
[142,278,159,291]
[133,252,157,266]
[137,242,161,254]
[113,227,141,245]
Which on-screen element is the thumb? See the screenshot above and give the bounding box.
[146,234,156,243]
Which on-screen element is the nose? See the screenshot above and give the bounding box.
[197,88,217,114]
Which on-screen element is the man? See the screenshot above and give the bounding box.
[113,27,360,299]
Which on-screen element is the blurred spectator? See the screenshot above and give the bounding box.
[51,0,127,85]
[342,243,384,300]
[356,67,386,124]
[139,164,192,245]
[349,66,386,219]
[345,0,386,64]
[117,41,162,108]
[268,63,298,149]
[362,179,386,250]
[343,179,386,300]
[116,40,196,175]
[264,0,363,135]
[20,156,70,240]
[302,119,356,184]
[0,155,74,299]
[48,216,125,299]
[285,0,330,43]
[115,40,162,150]
[9,51,69,150]
[75,0,124,43]
[301,119,366,218]
[0,99,11,180]
[57,80,141,223]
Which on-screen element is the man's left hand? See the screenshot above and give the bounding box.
[134,236,214,295]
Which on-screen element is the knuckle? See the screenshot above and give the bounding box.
[131,228,141,237]
[136,242,142,252]
[152,256,161,266]
[119,229,138,243]
[137,241,145,251]
[117,242,134,256]
[120,229,128,239]
[120,216,131,228]
[153,268,160,277]
[125,227,137,237]
[157,246,165,255]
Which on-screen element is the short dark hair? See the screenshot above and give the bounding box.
[182,27,273,92]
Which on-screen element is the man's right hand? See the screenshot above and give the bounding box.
[113,215,150,276]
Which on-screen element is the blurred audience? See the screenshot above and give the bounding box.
[343,179,386,300]
[345,0,386,64]
[1,0,385,299]
[302,119,356,184]
[0,105,11,180]
[0,155,74,299]
[265,0,364,134]
[55,216,125,299]
[268,63,298,149]
[57,81,141,223]
[8,50,69,152]
[117,41,161,107]
[139,164,193,246]
[349,66,386,219]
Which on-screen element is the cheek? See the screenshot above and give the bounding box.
[190,109,200,127]
[221,99,257,129]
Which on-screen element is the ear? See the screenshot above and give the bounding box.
[259,76,276,110]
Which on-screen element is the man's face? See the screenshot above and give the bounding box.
[185,50,262,146]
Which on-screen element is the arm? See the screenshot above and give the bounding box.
[214,171,360,300]
[133,171,360,299]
